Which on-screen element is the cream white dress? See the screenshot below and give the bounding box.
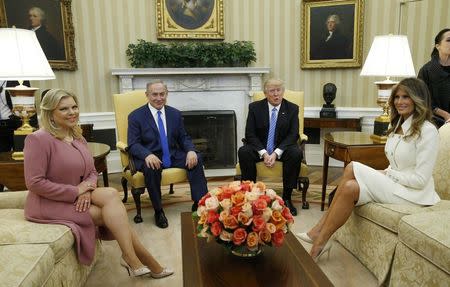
[353,116,441,206]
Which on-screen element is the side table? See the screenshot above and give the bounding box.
[0,142,110,191]
[321,131,389,211]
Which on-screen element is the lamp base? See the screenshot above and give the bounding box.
[371,114,390,143]
[11,151,24,161]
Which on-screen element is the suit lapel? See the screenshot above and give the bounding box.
[276,100,288,138]
[143,106,159,134]
[164,107,173,145]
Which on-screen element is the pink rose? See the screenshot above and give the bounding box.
[207,210,219,224]
[272,229,285,247]
[252,215,266,232]
[210,221,222,237]
[232,228,247,245]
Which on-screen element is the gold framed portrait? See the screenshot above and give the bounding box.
[157,0,224,39]
[301,0,364,69]
[0,0,77,70]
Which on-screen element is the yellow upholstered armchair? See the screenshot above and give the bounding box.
[113,90,187,223]
[235,90,310,209]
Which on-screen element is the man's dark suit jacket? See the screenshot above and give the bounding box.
[127,104,195,171]
[34,26,64,60]
[244,98,299,152]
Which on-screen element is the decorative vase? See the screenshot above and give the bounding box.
[230,245,263,258]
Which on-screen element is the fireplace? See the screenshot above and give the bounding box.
[182,110,236,169]
[112,67,270,171]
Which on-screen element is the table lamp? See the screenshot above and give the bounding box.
[360,34,415,143]
[0,28,55,159]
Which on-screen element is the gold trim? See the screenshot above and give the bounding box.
[11,151,24,161]
[370,134,387,144]
[0,0,77,70]
[157,0,224,39]
[301,0,364,69]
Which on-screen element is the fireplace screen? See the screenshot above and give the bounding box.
[182,110,236,169]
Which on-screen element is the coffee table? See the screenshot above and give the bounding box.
[181,212,333,287]
[0,142,110,191]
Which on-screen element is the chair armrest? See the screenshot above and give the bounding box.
[0,191,28,209]
[116,141,128,152]
[116,141,139,174]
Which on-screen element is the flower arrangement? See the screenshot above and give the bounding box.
[192,181,295,256]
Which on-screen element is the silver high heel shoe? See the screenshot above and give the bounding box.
[296,232,314,243]
[150,267,174,279]
[312,241,332,263]
[120,258,151,277]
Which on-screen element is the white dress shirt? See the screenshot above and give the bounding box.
[148,104,167,135]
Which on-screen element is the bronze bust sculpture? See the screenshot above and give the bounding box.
[320,83,337,118]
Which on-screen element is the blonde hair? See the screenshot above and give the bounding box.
[40,89,82,140]
[386,78,433,140]
[263,78,285,93]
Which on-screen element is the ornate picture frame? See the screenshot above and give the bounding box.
[157,0,224,39]
[0,0,77,70]
[301,0,364,69]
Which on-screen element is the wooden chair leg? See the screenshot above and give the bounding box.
[299,177,310,209]
[169,183,174,194]
[121,177,128,203]
[131,187,145,223]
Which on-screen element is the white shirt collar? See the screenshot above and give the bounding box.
[31,26,41,32]
[268,102,280,111]
[148,104,165,117]
[394,114,414,136]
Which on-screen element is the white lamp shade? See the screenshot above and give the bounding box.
[360,35,415,78]
[0,28,55,81]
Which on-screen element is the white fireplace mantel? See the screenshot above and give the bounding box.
[111,67,270,168]
[111,67,270,94]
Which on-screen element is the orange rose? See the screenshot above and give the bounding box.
[232,228,247,245]
[255,181,266,191]
[270,210,286,230]
[258,229,272,244]
[246,231,259,251]
[238,212,252,226]
[231,191,246,207]
[198,212,207,225]
[223,214,239,229]
[210,221,222,237]
[272,229,285,247]
[252,215,266,232]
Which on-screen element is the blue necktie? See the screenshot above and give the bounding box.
[157,110,171,168]
[266,107,277,154]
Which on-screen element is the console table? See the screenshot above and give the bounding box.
[0,142,110,191]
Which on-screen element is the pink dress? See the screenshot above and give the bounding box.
[23,129,98,265]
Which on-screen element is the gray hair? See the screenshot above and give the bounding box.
[29,7,46,21]
[326,14,340,24]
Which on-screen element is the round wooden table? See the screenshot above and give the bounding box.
[0,142,111,191]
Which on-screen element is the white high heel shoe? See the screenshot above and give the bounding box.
[296,232,314,243]
[150,267,174,279]
[312,241,332,263]
[120,258,151,277]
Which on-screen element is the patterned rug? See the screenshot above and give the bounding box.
[120,180,336,211]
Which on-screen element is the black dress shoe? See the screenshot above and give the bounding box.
[154,210,168,229]
[191,201,198,212]
[284,199,298,216]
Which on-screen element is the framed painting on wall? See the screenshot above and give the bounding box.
[301,0,364,69]
[0,0,77,70]
[157,0,224,39]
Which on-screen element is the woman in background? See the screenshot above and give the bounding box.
[296,78,440,261]
[24,89,173,279]
[418,28,450,127]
